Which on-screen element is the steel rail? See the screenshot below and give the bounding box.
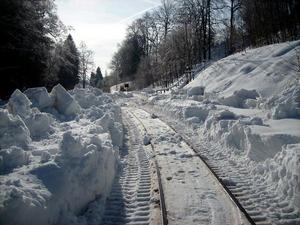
[128,107,257,225]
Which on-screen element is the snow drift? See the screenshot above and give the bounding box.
[0,85,122,225]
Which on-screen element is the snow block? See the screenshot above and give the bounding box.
[110,122,123,148]
[40,151,51,163]
[187,86,205,96]
[7,89,31,118]
[59,131,84,159]
[272,99,300,119]
[50,84,81,116]
[0,109,31,148]
[252,143,300,209]
[24,111,51,138]
[0,146,30,173]
[71,88,103,109]
[24,87,54,110]
[246,132,300,162]
[183,106,209,121]
[221,89,260,108]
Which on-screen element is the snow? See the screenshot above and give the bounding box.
[0,85,122,225]
[132,40,300,224]
[51,84,81,117]
[7,89,31,118]
[187,86,205,96]
[0,146,30,173]
[183,106,209,121]
[220,89,260,108]
[0,109,31,149]
[24,87,54,110]
[1,40,300,225]
[127,107,249,225]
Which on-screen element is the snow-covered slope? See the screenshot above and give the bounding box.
[186,40,300,99]
[141,40,300,224]
[0,85,123,225]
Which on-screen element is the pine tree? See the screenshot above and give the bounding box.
[90,72,96,87]
[95,67,103,88]
[57,34,80,89]
[0,0,60,99]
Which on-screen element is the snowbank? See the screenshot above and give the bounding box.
[24,87,54,110]
[187,86,205,96]
[51,84,81,117]
[0,85,122,225]
[0,109,31,149]
[140,40,300,224]
[252,143,300,209]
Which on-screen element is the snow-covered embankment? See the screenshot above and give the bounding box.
[0,85,123,225]
[144,40,300,224]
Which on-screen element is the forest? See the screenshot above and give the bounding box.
[0,0,299,98]
[108,0,300,89]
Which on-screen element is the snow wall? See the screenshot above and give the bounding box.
[0,85,123,225]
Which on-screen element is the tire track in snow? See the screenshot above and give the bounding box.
[141,104,300,225]
[126,107,251,225]
[101,112,153,225]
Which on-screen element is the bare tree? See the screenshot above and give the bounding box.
[155,0,175,41]
[78,42,94,88]
[228,0,242,54]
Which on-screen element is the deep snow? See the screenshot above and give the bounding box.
[131,40,300,224]
[0,85,123,225]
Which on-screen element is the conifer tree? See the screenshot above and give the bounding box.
[57,34,80,89]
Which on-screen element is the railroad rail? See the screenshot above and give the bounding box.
[127,107,258,225]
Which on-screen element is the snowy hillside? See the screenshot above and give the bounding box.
[0,85,123,225]
[140,40,300,224]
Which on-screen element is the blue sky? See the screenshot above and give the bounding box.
[56,0,161,75]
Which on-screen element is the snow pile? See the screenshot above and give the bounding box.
[51,84,81,117]
[0,85,122,225]
[220,89,260,108]
[252,143,300,209]
[270,86,300,119]
[187,86,205,97]
[0,109,31,149]
[141,40,300,221]
[24,87,54,110]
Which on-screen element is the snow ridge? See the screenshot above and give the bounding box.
[100,111,151,225]
[0,85,122,225]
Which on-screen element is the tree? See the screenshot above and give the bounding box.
[110,32,144,83]
[90,72,96,87]
[228,0,242,54]
[95,67,103,87]
[0,0,62,99]
[78,42,94,88]
[90,67,103,88]
[57,34,80,89]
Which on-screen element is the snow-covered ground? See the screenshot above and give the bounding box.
[1,40,299,225]
[0,85,123,225]
[127,40,300,224]
[127,107,250,225]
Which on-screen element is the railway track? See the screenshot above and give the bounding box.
[139,104,300,225]
[102,104,297,225]
[101,110,164,225]
[125,107,252,225]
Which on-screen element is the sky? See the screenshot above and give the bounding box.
[56,0,161,76]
